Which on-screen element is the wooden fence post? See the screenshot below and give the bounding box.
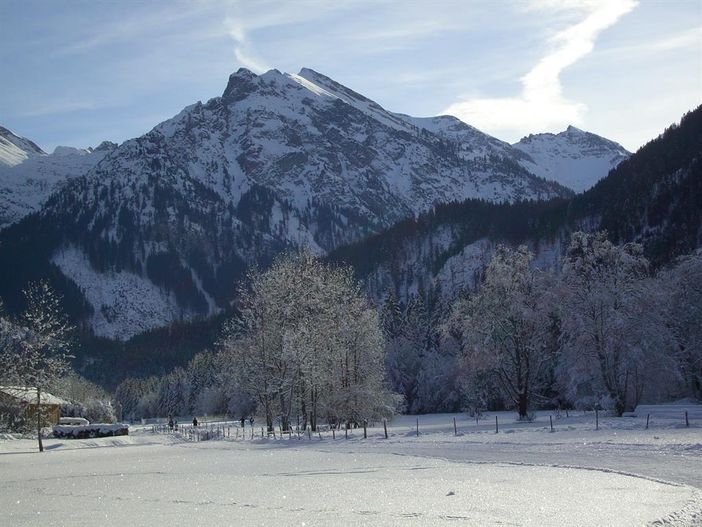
[685,411,689,427]
[416,418,419,437]
[453,417,457,436]
[646,414,650,429]
[383,418,388,439]
[595,408,599,430]
[363,420,367,439]
[495,415,498,434]
[549,415,553,433]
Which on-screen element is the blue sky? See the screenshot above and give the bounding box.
[1,0,700,152]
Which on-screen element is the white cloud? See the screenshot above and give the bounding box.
[233,47,271,74]
[443,0,638,141]
[225,17,271,73]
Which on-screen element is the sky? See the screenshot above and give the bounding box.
[0,0,700,153]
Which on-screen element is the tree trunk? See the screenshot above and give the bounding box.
[613,396,625,417]
[310,387,318,432]
[264,398,273,432]
[518,391,528,420]
[36,386,44,453]
[279,393,290,432]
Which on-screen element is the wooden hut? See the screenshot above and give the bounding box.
[0,386,67,425]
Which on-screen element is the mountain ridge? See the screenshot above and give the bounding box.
[0,67,633,340]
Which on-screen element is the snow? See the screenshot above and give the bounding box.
[0,386,68,405]
[513,127,630,192]
[51,246,195,340]
[52,423,129,438]
[1,410,700,525]
[0,126,45,167]
[435,238,493,295]
[0,141,111,228]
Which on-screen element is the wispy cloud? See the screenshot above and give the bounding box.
[226,17,271,73]
[443,0,638,141]
[21,100,102,117]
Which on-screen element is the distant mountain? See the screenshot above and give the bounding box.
[0,67,571,340]
[0,125,45,167]
[329,106,702,304]
[513,126,630,192]
[0,127,117,228]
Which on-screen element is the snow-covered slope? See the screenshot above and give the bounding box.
[513,126,630,192]
[0,126,45,167]
[0,133,116,228]
[147,67,567,219]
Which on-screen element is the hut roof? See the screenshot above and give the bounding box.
[0,386,68,405]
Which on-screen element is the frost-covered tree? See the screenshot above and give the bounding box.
[448,245,556,419]
[114,377,159,420]
[157,367,189,418]
[55,373,117,423]
[658,251,702,399]
[185,351,219,414]
[558,232,676,415]
[219,251,395,432]
[0,282,74,451]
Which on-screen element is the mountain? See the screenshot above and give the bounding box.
[0,127,117,227]
[75,100,701,385]
[0,67,572,340]
[512,126,630,192]
[329,106,702,304]
[0,125,45,167]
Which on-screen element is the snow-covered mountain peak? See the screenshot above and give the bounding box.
[94,140,118,152]
[0,128,115,228]
[512,127,630,192]
[0,126,46,167]
[53,146,91,157]
[295,68,415,133]
[222,67,260,101]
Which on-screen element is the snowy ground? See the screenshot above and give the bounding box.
[1,411,701,526]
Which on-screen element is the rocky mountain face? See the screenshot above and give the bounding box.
[0,67,638,340]
[513,126,630,193]
[329,106,702,306]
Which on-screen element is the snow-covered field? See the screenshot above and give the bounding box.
[1,411,700,526]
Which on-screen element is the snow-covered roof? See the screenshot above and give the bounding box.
[0,386,68,405]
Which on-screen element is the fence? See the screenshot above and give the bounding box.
[147,409,698,443]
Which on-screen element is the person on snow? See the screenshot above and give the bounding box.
[240,416,245,429]
[192,417,198,427]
